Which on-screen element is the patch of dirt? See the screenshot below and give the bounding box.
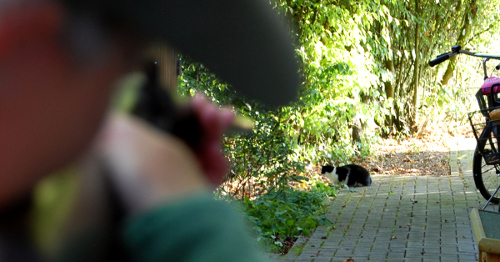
[359,120,472,177]
[360,135,452,177]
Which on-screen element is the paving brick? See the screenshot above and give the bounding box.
[457,253,477,261]
[405,248,428,258]
[357,235,375,244]
[386,250,406,260]
[422,258,443,262]
[368,252,388,261]
[329,256,354,262]
[338,238,358,247]
[420,247,441,255]
[439,256,460,262]
[275,258,296,262]
[293,258,314,262]
[352,244,371,254]
[317,250,335,257]
[402,258,423,262]
[333,247,353,257]
[311,258,331,262]
[322,238,342,246]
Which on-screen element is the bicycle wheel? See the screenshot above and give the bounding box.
[473,148,500,204]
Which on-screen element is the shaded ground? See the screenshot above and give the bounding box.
[363,133,452,177]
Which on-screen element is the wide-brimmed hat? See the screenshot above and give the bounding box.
[61,0,299,108]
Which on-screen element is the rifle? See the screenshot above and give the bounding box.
[131,61,202,151]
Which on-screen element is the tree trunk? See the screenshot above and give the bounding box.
[383,59,395,131]
[352,115,363,145]
[384,60,395,99]
[411,0,420,129]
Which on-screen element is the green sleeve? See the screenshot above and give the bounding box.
[122,193,270,262]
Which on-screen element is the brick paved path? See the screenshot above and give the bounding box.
[274,138,496,262]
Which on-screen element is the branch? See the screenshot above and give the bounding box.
[465,25,494,47]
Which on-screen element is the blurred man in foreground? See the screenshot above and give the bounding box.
[0,0,298,261]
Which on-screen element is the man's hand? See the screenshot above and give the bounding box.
[189,94,235,185]
[95,95,234,214]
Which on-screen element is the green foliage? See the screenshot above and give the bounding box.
[223,109,306,195]
[276,0,500,136]
[240,183,336,253]
[367,0,500,132]
[178,57,236,106]
[179,56,308,194]
[275,0,387,147]
[178,1,500,164]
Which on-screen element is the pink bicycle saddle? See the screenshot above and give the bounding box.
[481,76,500,95]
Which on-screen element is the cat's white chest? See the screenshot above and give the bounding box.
[324,171,340,184]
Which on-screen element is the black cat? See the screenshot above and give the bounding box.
[321,164,372,187]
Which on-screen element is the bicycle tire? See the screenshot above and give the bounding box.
[473,148,500,204]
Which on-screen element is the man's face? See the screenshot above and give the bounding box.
[0,3,139,205]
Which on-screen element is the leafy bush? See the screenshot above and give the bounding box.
[239,182,337,253]
[179,57,308,194]
[222,109,307,197]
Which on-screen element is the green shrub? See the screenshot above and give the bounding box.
[239,182,338,253]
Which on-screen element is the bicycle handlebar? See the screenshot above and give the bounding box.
[429,45,500,80]
[429,53,454,67]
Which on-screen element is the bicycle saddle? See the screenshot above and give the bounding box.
[481,77,500,95]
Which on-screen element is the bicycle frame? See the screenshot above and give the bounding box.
[431,45,500,146]
[431,45,500,205]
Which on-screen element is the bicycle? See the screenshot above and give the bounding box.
[430,45,500,207]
